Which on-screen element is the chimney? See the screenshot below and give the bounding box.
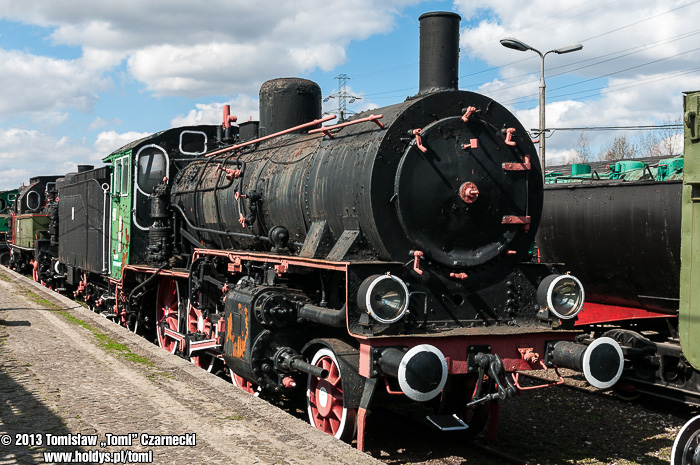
[418,12,461,94]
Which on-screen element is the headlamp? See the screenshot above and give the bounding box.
[358,274,409,324]
[537,274,585,319]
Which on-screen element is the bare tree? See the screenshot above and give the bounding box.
[599,135,637,161]
[635,131,661,158]
[657,116,683,157]
[572,133,593,163]
[633,118,682,159]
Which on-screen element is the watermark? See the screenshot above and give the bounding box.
[0,432,197,464]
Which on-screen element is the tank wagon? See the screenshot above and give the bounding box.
[4,12,627,449]
[540,157,683,318]
[538,155,696,403]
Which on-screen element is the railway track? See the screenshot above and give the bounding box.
[356,371,692,464]
[2,266,692,464]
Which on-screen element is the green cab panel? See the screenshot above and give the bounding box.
[0,216,9,236]
[0,190,18,235]
[13,215,51,249]
[103,150,132,281]
[0,190,18,236]
[679,90,700,368]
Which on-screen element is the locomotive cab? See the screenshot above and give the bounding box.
[102,125,220,281]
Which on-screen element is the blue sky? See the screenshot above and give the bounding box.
[0,0,698,189]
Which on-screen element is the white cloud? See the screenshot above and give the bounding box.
[94,130,151,159]
[545,148,578,167]
[0,48,110,118]
[171,96,260,128]
[0,128,94,189]
[0,0,418,98]
[455,0,700,159]
[88,117,109,131]
[0,168,30,190]
[0,127,167,189]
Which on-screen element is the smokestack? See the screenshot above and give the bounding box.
[418,12,461,94]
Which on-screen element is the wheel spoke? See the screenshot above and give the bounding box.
[156,278,181,353]
[331,403,343,421]
[232,373,258,395]
[328,417,340,434]
[320,357,331,373]
[327,362,340,385]
[327,383,342,400]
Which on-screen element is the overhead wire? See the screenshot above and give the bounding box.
[548,124,683,132]
[577,0,700,43]
[326,0,625,97]
[463,28,700,90]
[460,0,623,54]
[500,45,700,104]
[323,0,700,110]
[501,65,700,106]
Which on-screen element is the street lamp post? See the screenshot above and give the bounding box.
[499,38,583,180]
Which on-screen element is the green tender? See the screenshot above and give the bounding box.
[13,215,51,249]
[679,90,700,368]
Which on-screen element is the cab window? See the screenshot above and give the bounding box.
[136,145,168,194]
[113,159,122,195]
[120,157,129,196]
[26,191,41,211]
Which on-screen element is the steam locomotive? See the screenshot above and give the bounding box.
[3,12,624,449]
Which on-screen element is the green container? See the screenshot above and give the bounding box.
[571,164,591,176]
[657,157,684,181]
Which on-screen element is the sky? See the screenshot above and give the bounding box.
[0,0,698,189]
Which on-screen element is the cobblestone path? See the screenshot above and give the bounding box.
[0,267,380,465]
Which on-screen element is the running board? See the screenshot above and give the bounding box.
[426,414,469,431]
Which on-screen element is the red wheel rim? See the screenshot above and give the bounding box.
[307,349,354,439]
[31,260,38,282]
[232,373,257,395]
[188,303,213,369]
[156,278,180,354]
